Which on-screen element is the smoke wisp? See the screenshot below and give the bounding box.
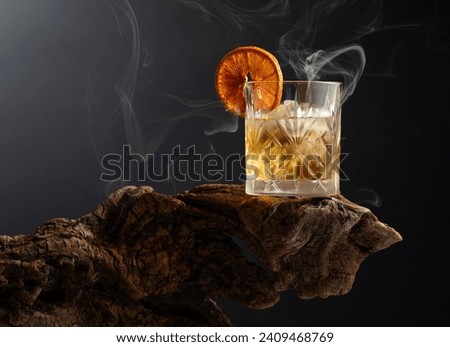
[86,0,424,194]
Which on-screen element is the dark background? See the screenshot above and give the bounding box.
[1,0,449,326]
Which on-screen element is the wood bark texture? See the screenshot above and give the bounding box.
[0,184,402,326]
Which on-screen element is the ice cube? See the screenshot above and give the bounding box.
[263,100,297,118]
[293,102,331,118]
[264,100,332,118]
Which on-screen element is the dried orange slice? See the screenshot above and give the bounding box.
[215,46,283,117]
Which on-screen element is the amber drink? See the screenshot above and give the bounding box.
[245,81,341,196]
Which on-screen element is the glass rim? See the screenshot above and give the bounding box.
[245,80,342,87]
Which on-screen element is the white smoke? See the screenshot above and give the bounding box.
[279,45,366,103]
[353,188,383,207]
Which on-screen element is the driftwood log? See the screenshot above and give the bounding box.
[0,184,401,326]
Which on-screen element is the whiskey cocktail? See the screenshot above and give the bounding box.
[245,81,341,196]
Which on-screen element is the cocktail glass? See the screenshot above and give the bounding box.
[245,80,342,196]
